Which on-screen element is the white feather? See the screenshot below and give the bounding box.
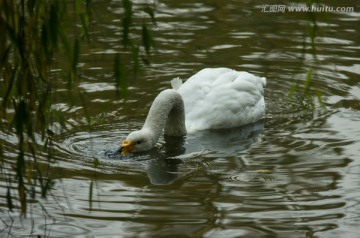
[178,68,266,132]
[171,77,182,91]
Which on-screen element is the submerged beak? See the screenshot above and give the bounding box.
[120,140,136,154]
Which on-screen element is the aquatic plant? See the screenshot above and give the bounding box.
[0,0,155,216]
[289,0,324,108]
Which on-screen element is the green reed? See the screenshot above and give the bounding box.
[289,0,325,108]
[0,0,155,216]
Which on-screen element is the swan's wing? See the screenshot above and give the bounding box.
[179,69,266,132]
[178,68,233,114]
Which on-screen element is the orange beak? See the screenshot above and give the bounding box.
[120,140,136,154]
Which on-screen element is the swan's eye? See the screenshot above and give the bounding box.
[137,140,142,144]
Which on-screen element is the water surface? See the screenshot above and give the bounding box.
[1,0,360,237]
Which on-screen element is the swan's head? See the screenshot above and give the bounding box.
[120,129,155,154]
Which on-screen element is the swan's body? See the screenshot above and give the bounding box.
[120,68,266,154]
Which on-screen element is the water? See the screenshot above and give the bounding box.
[1,0,360,237]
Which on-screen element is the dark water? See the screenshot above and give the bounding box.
[1,0,360,237]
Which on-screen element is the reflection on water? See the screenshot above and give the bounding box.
[1,0,360,237]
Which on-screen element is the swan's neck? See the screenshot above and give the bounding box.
[143,89,187,143]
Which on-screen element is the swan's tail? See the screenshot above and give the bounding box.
[171,77,183,91]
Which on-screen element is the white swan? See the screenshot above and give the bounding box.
[120,67,266,154]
